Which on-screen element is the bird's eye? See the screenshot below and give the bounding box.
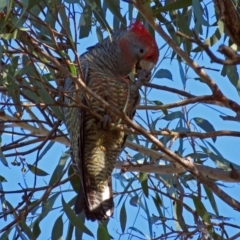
[139,48,144,54]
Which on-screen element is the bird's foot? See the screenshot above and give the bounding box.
[135,68,151,88]
[97,114,112,129]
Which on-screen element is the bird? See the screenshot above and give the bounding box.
[62,20,159,221]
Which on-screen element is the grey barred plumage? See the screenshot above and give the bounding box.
[62,21,159,221]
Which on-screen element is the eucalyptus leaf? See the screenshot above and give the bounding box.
[27,164,49,176]
[154,69,173,80]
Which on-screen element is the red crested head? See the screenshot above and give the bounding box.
[127,20,159,65]
[128,20,151,37]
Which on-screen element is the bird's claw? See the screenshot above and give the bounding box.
[97,114,112,129]
[135,69,151,88]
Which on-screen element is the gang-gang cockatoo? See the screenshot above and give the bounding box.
[63,20,159,221]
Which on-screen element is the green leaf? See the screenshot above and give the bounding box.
[162,111,183,121]
[200,145,240,171]
[185,152,208,160]
[177,12,192,55]
[66,222,74,240]
[0,148,8,167]
[32,80,63,120]
[0,228,11,240]
[192,24,223,52]
[177,60,186,87]
[152,193,162,213]
[79,5,92,39]
[116,177,136,207]
[20,80,41,104]
[175,201,187,231]
[128,227,151,240]
[27,164,49,176]
[32,220,41,239]
[131,152,144,161]
[204,186,219,216]
[120,201,127,233]
[52,215,63,240]
[209,231,223,240]
[68,165,80,193]
[5,56,22,115]
[12,0,29,30]
[59,6,72,37]
[38,141,55,162]
[192,195,211,223]
[49,150,69,185]
[104,0,126,25]
[96,27,103,43]
[143,197,152,237]
[193,117,216,142]
[0,0,7,11]
[87,0,111,32]
[129,195,138,207]
[154,69,173,80]
[0,29,19,40]
[97,224,111,240]
[221,65,240,96]
[206,141,223,157]
[65,0,79,2]
[20,219,36,240]
[74,212,86,239]
[62,197,94,238]
[152,100,168,115]
[153,0,202,13]
[0,175,7,182]
[192,0,209,26]
[30,193,60,228]
[112,173,129,182]
[26,0,40,10]
[139,172,148,198]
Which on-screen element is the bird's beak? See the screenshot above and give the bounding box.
[139,60,155,71]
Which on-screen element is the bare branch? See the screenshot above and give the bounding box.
[115,161,240,183]
[124,0,240,211]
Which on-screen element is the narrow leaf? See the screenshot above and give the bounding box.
[0,149,8,167]
[193,117,216,142]
[154,69,173,80]
[128,227,151,240]
[120,201,127,233]
[27,164,49,176]
[139,172,148,198]
[192,195,211,223]
[97,224,111,240]
[49,150,69,185]
[162,111,183,121]
[204,186,219,216]
[129,195,138,207]
[153,0,202,13]
[52,215,63,240]
[20,219,36,240]
[62,197,93,238]
[38,141,55,162]
[32,220,41,239]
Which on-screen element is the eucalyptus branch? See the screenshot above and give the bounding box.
[115,161,240,183]
[176,30,240,65]
[3,3,240,213]
[123,0,240,211]
[130,0,240,115]
[0,112,69,146]
[137,95,212,110]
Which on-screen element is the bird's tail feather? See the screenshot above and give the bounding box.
[74,179,114,221]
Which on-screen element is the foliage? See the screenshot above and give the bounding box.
[0,0,240,239]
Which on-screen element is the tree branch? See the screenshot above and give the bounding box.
[125,0,240,211]
[115,161,240,183]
